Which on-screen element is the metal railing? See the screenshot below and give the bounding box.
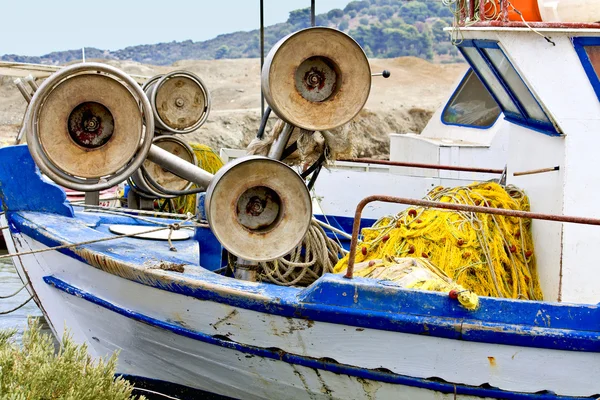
[344,194,600,279]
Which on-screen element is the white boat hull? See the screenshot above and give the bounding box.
[4,222,598,400]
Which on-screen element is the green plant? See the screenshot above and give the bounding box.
[0,320,142,400]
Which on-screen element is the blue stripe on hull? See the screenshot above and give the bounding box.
[45,276,597,400]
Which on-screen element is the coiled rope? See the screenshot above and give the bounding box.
[259,220,343,286]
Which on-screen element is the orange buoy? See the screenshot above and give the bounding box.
[484,0,542,21]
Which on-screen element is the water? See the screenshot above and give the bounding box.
[0,255,43,340]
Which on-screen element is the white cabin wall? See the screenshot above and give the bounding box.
[496,31,600,303]
[389,134,440,177]
[506,124,565,302]
[458,29,600,303]
[560,121,600,304]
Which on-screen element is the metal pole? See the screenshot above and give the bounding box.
[147,145,213,189]
[267,123,294,159]
[260,0,265,118]
[337,158,504,174]
[13,79,31,103]
[311,0,316,26]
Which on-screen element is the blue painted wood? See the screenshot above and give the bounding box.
[0,146,73,217]
[10,211,201,272]
[44,276,596,400]
[573,37,600,103]
[13,210,600,352]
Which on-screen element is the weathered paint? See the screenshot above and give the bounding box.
[45,275,598,399]
[0,145,73,217]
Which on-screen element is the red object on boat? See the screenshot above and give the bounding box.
[484,0,542,21]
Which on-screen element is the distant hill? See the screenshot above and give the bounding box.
[1,0,460,66]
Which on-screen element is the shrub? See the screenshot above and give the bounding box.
[0,321,142,400]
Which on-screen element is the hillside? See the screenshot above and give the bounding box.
[1,0,460,66]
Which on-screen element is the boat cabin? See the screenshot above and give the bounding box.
[313,3,600,305]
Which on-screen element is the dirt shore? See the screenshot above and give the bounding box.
[0,57,467,157]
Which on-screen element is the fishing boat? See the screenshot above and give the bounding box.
[2,1,600,398]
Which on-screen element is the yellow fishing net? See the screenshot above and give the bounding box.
[157,143,224,215]
[334,182,543,301]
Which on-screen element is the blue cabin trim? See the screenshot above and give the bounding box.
[440,68,502,130]
[44,276,597,400]
[573,37,600,103]
[457,40,560,137]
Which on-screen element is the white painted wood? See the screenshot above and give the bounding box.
[12,233,600,398]
[57,289,500,400]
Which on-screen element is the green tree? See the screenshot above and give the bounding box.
[327,8,344,19]
[431,19,450,43]
[360,17,369,25]
[339,20,349,30]
[399,2,430,24]
[215,45,229,59]
[344,1,370,13]
[288,8,311,28]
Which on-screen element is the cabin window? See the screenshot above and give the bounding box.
[458,40,559,136]
[442,69,501,128]
[573,37,600,103]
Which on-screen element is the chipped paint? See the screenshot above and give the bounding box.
[212,309,238,330]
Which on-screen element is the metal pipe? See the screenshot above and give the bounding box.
[24,74,39,92]
[13,78,31,103]
[311,0,316,26]
[337,158,504,174]
[260,0,265,118]
[344,195,600,279]
[513,166,559,177]
[313,218,354,241]
[474,21,600,28]
[147,145,213,189]
[267,123,294,159]
[469,0,475,20]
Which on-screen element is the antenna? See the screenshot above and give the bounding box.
[82,47,86,63]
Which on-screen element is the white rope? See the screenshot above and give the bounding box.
[71,203,196,220]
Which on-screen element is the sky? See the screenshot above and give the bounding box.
[0,0,353,56]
